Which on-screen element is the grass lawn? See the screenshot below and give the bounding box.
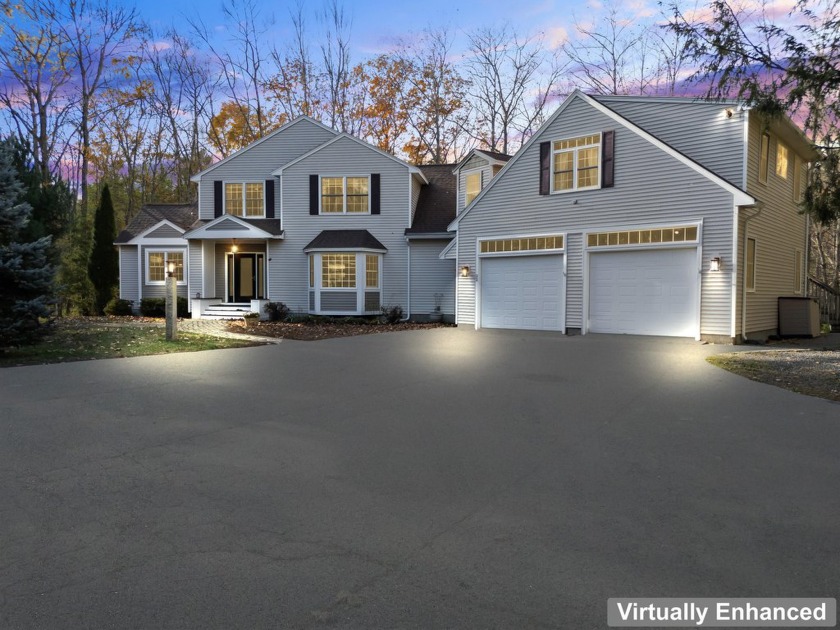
[0,319,262,367]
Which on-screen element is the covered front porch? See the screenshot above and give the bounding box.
[183,214,284,319]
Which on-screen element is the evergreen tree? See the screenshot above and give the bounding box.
[87,185,119,314]
[0,139,55,347]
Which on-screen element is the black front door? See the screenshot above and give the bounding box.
[227,253,264,302]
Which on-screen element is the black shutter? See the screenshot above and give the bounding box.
[539,142,550,195]
[214,180,223,217]
[264,179,275,218]
[309,175,319,215]
[602,130,615,188]
[370,173,381,214]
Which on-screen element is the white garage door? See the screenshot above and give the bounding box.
[589,248,698,337]
[481,255,564,331]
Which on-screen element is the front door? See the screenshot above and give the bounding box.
[227,252,265,302]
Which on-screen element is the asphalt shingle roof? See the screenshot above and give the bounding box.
[115,203,197,243]
[407,164,457,235]
[303,230,387,252]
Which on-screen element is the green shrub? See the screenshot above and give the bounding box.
[104,298,134,316]
[380,305,404,324]
[139,297,188,318]
[265,301,290,322]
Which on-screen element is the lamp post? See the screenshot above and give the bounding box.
[165,260,177,341]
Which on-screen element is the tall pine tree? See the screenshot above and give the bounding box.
[0,139,55,347]
[88,185,119,315]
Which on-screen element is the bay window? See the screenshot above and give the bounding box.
[308,252,382,314]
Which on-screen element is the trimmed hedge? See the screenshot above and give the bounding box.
[140,297,188,318]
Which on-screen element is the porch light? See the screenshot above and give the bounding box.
[710,257,722,272]
[460,265,471,277]
[231,238,238,253]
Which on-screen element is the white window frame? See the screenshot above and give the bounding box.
[746,237,757,292]
[758,133,770,184]
[224,181,265,218]
[794,248,803,294]
[308,251,382,314]
[464,170,482,206]
[776,141,789,179]
[551,133,602,194]
[319,175,371,215]
[145,249,186,285]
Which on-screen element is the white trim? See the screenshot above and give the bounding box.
[742,109,750,189]
[131,219,186,242]
[307,252,383,315]
[731,206,740,339]
[439,238,457,260]
[477,231,567,257]
[145,248,187,286]
[549,132,602,195]
[225,251,266,302]
[182,214,281,240]
[304,246,387,254]
[452,148,510,174]
[190,116,338,182]
[448,90,755,230]
[273,133,429,182]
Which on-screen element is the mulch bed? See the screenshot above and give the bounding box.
[225,320,453,341]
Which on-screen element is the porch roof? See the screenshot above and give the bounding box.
[183,216,284,240]
[303,230,387,253]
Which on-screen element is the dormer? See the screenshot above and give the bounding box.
[453,149,511,212]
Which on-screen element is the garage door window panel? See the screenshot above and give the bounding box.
[588,226,698,249]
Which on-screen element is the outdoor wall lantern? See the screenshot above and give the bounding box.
[231,238,238,253]
[460,265,471,277]
[710,256,722,272]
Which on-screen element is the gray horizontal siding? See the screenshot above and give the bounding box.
[119,246,139,303]
[566,233,583,328]
[456,95,736,336]
[321,292,357,311]
[598,97,746,187]
[274,135,410,314]
[742,112,810,335]
[146,224,183,238]
[456,156,492,213]
[409,240,455,315]
[365,291,381,312]
[197,119,336,220]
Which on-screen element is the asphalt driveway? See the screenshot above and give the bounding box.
[1,329,838,629]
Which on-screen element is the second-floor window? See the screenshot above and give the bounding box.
[321,176,369,214]
[225,182,264,217]
[465,172,481,205]
[552,133,601,192]
[758,133,770,184]
[776,142,789,179]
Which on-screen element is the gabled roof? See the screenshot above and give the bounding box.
[303,229,387,252]
[406,164,456,236]
[452,148,512,174]
[183,214,284,239]
[189,115,339,182]
[115,203,197,243]
[273,133,429,183]
[448,89,756,230]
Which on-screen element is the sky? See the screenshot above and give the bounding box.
[139,0,595,58]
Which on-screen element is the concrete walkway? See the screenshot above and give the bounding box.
[1,329,838,628]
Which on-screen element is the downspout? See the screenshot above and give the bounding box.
[401,238,411,321]
[740,204,763,342]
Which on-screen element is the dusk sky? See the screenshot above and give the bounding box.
[139,0,625,57]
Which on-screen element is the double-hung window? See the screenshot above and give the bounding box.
[146,250,184,284]
[552,134,601,192]
[308,252,382,314]
[225,182,264,217]
[321,176,369,214]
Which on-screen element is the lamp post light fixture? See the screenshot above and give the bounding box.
[165,260,178,341]
[710,256,722,272]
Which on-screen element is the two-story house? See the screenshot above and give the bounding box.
[448,90,816,342]
[115,116,457,321]
[117,92,814,342]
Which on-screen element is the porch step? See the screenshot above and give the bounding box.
[199,303,252,320]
